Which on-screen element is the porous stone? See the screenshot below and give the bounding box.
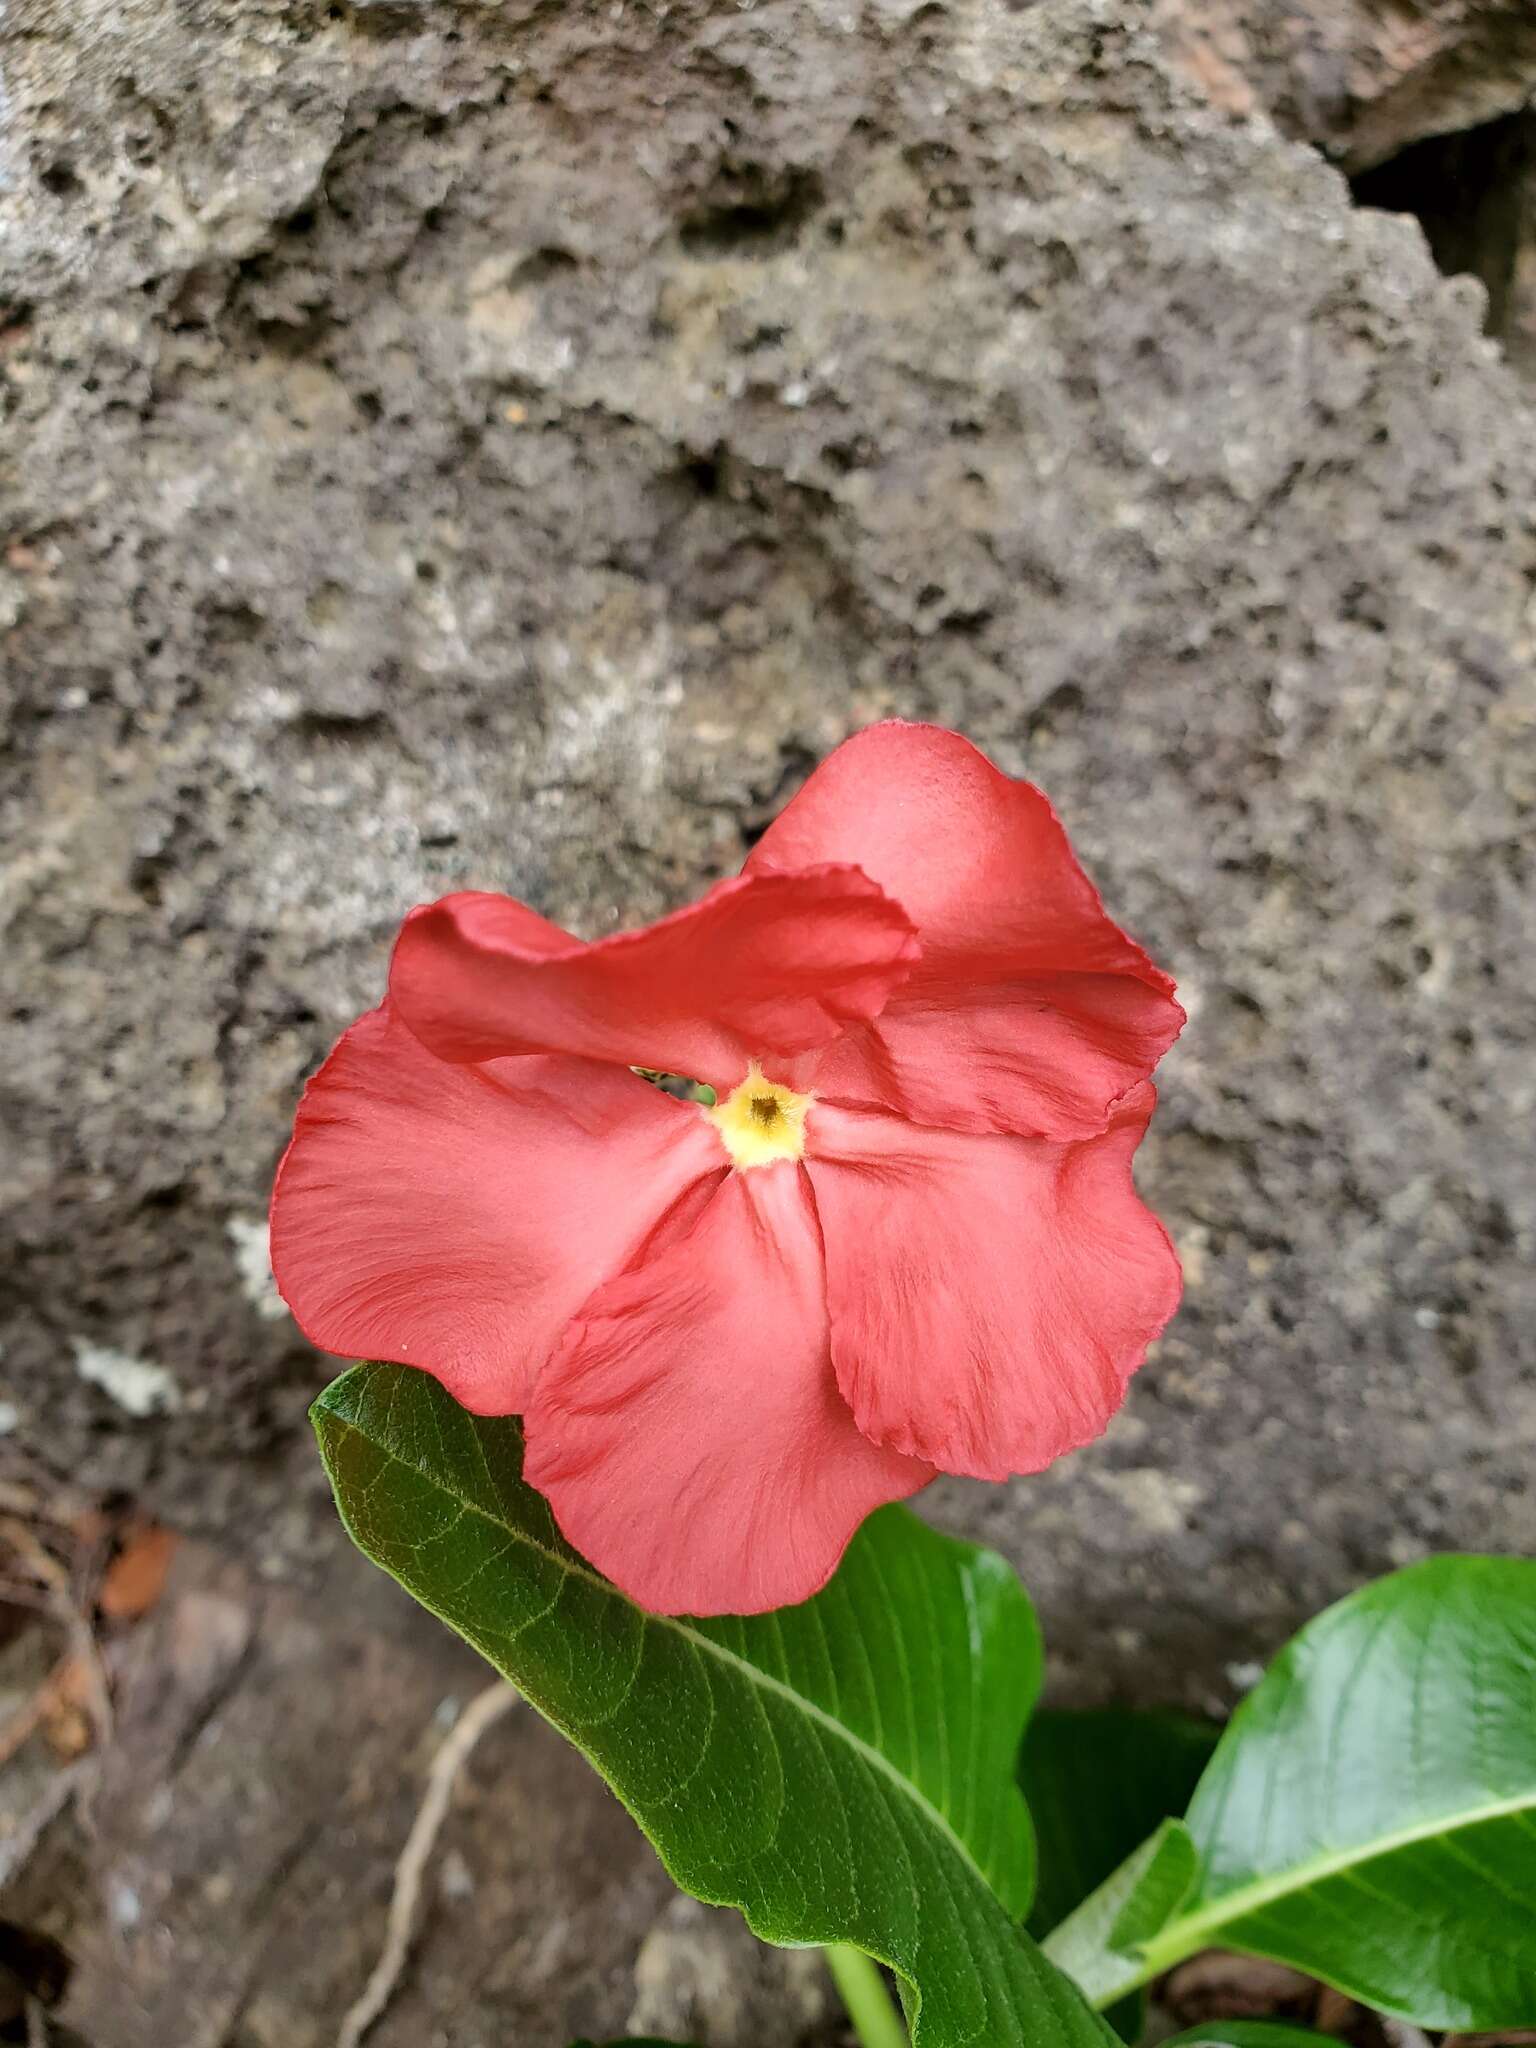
[4,0,1535,1721]
[1156,1,1536,389]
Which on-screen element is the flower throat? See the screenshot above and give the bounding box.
[708,1063,812,1169]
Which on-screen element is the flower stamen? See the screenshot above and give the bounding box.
[708,1063,812,1169]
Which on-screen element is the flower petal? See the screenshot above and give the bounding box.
[523,1165,932,1615]
[805,972,1183,1141]
[270,1004,723,1413]
[389,867,918,1091]
[806,1086,1181,1480]
[748,721,1182,1135]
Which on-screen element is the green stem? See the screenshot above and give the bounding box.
[824,1944,910,2048]
[1102,1922,1207,2004]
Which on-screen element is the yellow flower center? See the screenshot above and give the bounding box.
[707,1062,812,1169]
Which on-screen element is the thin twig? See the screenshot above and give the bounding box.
[0,1477,81,1525]
[336,1680,519,2048]
[0,1513,113,1749]
[0,1665,53,1770]
[0,1579,59,1612]
[0,1514,71,1596]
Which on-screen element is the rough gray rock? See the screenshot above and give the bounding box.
[1155,2,1536,382]
[630,1895,837,2046]
[4,0,1536,1736]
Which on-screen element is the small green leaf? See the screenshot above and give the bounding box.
[1168,1556,1536,2025]
[1109,1820,1199,1952]
[1067,1557,1536,2028]
[1043,1819,1198,2007]
[1022,1707,1218,1938]
[314,1362,1117,2048]
[1158,2026,1331,2048]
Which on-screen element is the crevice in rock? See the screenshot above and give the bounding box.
[679,166,825,258]
[1349,108,1536,347]
[39,160,85,202]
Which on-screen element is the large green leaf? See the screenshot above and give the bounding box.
[314,1361,1114,2048]
[1055,1557,1536,2027]
[1022,1707,1218,1938]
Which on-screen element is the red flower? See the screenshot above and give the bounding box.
[272,723,1183,1614]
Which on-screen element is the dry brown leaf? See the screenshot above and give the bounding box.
[98,1523,178,1623]
[1315,1986,1364,2037]
[38,1652,96,1761]
[1162,1950,1321,2025]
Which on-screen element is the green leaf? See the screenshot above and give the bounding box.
[1022,1707,1218,1938]
[1158,2027,1331,2048]
[1043,1819,1198,2008]
[1024,1707,1219,2042]
[1109,1819,1198,1951]
[314,1361,1115,2048]
[1074,1557,1536,2028]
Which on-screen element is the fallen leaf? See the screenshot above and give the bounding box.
[39,1653,95,1761]
[1316,1987,1363,2036]
[98,1523,178,1623]
[1163,1950,1320,2025]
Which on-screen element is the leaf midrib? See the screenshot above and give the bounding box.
[1138,1785,1536,1972]
[324,1407,1005,1905]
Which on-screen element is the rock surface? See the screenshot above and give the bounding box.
[1156,2,1536,383]
[5,0,1536,1731]
[1154,0,1536,171]
[7,1528,789,2048]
